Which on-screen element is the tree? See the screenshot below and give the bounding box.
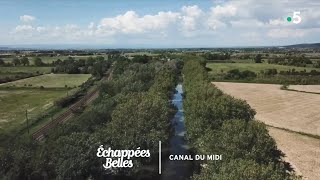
[49,132,102,179]
[193,159,292,180]
[314,61,320,68]
[0,140,38,179]
[12,57,21,66]
[20,57,29,66]
[33,57,44,66]
[132,55,150,64]
[254,54,262,63]
[0,58,4,66]
[96,56,105,61]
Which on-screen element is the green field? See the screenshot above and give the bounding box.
[0,73,91,140]
[0,74,91,88]
[0,89,68,135]
[0,66,52,74]
[3,55,109,64]
[207,62,319,74]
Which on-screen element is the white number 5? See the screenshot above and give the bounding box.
[293,11,302,24]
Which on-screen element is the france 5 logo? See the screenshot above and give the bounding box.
[287,11,302,24]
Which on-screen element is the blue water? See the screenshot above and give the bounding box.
[161,84,192,180]
[170,84,189,154]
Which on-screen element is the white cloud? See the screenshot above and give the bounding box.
[240,32,262,43]
[181,5,202,18]
[206,4,237,30]
[267,28,306,38]
[36,27,46,33]
[230,19,264,28]
[88,22,95,29]
[14,25,34,33]
[181,5,203,32]
[210,5,237,18]
[20,15,36,23]
[207,19,226,30]
[98,11,180,34]
[8,0,320,46]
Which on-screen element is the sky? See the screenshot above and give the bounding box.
[0,0,320,48]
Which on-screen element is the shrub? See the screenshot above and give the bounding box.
[280,84,289,90]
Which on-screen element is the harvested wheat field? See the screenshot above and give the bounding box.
[268,127,320,180]
[213,82,320,136]
[213,82,320,180]
[289,85,320,94]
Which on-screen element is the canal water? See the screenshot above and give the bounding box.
[161,84,193,180]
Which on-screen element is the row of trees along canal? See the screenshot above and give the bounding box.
[183,60,299,180]
[0,57,181,179]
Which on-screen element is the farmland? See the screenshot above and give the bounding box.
[205,61,320,85]
[1,49,320,179]
[213,82,320,135]
[0,74,91,88]
[0,57,180,179]
[0,55,109,143]
[2,55,109,65]
[0,72,92,142]
[213,81,320,180]
[0,66,52,74]
[268,127,320,180]
[0,89,68,136]
[207,62,318,74]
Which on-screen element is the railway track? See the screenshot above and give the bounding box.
[32,88,99,141]
[32,70,112,141]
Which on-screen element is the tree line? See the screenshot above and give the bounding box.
[0,57,44,67]
[211,67,320,84]
[51,56,112,78]
[202,52,231,61]
[0,57,180,179]
[182,60,298,180]
[267,55,313,67]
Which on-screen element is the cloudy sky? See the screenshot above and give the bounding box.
[0,0,320,48]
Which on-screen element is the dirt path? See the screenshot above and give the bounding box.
[213,82,320,180]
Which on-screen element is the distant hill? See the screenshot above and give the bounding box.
[283,43,320,48]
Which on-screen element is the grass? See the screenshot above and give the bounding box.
[3,55,110,64]
[207,62,319,74]
[0,89,68,137]
[0,73,91,139]
[0,66,52,74]
[0,74,91,88]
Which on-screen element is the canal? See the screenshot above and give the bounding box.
[161,84,193,180]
